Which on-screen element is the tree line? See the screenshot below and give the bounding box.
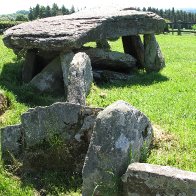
[28,3,75,21]
[137,7,196,23]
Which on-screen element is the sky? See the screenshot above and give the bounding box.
[0,0,195,15]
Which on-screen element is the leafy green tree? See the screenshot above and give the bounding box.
[61,5,69,15]
[15,14,28,21]
[46,6,51,17]
[51,3,59,16]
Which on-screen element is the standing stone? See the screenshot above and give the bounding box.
[122,163,196,196]
[82,100,153,195]
[144,34,165,72]
[122,35,144,68]
[22,49,37,83]
[30,56,64,94]
[67,52,93,105]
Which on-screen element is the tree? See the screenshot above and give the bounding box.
[34,4,40,19]
[61,5,69,15]
[70,6,75,14]
[51,3,59,16]
[45,6,51,17]
[28,7,34,20]
[16,14,28,21]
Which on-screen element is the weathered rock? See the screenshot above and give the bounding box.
[1,125,23,160]
[3,8,165,51]
[67,52,93,105]
[93,69,134,83]
[144,34,165,72]
[29,56,64,94]
[81,48,137,71]
[122,163,196,196]
[1,102,102,170]
[82,100,153,195]
[0,92,8,115]
[122,35,144,68]
[96,39,110,50]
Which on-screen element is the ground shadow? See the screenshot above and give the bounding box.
[0,60,63,107]
[95,71,169,89]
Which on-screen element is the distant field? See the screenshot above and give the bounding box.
[0,34,196,195]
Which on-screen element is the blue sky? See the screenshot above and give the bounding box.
[0,0,195,15]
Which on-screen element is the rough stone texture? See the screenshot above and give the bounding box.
[144,34,165,72]
[22,50,37,83]
[81,48,137,71]
[122,163,196,196]
[3,7,165,51]
[29,56,64,94]
[93,69,134,83]
[1,102,102,168]
[82,100,153,195]
[0,92,8,115]
[1,125,23,159]
[67,52,93,105]
[60,52,75,96]
[96,39,110,50]
[122,35,144,68]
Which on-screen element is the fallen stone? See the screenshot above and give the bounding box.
[81,48,137,71]
[67,52,93,105]
[0,92,8,116]
[122,163,196,196]
[82,100,153,195]
[3,8,165,51]
[93,69,134,83]
[29,56,64,94]
[144,34,165,72]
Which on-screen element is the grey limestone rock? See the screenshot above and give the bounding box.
[122,163,196,196]
[3,7,165,51]
[67,52,93,105]
[82,100,153,195]
[30,56,64,94]
[81,48,137,71]
[144,34,165,72]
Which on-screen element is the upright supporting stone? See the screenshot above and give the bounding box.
[22,49,37,83]
[96,39,110,50]
[122,35,144,68]
[144,34,165,72]
[67,52,93,105]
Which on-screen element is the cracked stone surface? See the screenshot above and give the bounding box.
[3,7,165,51]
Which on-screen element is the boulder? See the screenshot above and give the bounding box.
[144,34,165,72]
[0,92,8,115]
[96,39,110,50]
[122,163,196,196]
[3,8,165,51]
[1,102,102,170]
[30,56,64,94]
[81,48,137,71]
[82,100,153,195]
[67,52,93,105]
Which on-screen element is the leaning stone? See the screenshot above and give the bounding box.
[22,49,37,83]
[1,125,24,160]
[30,56,64,94]
[122,163,196,196]
[67,52,93,105]
[144,34,165,72]
[81,48,137,72]
[0,92,8,116]
[122,35,144,68]
[82,100,153,195]
[3,8,165,51]
[93,69,134,83]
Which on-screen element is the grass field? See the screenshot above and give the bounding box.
[0,34,196,195]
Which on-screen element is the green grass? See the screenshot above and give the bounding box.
[0,34,196,194]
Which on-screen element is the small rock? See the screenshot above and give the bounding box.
[0,93,8,115]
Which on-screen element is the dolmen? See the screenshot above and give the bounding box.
[3,7,166,102]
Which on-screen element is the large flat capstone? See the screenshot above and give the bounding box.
[3,7,165,51]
